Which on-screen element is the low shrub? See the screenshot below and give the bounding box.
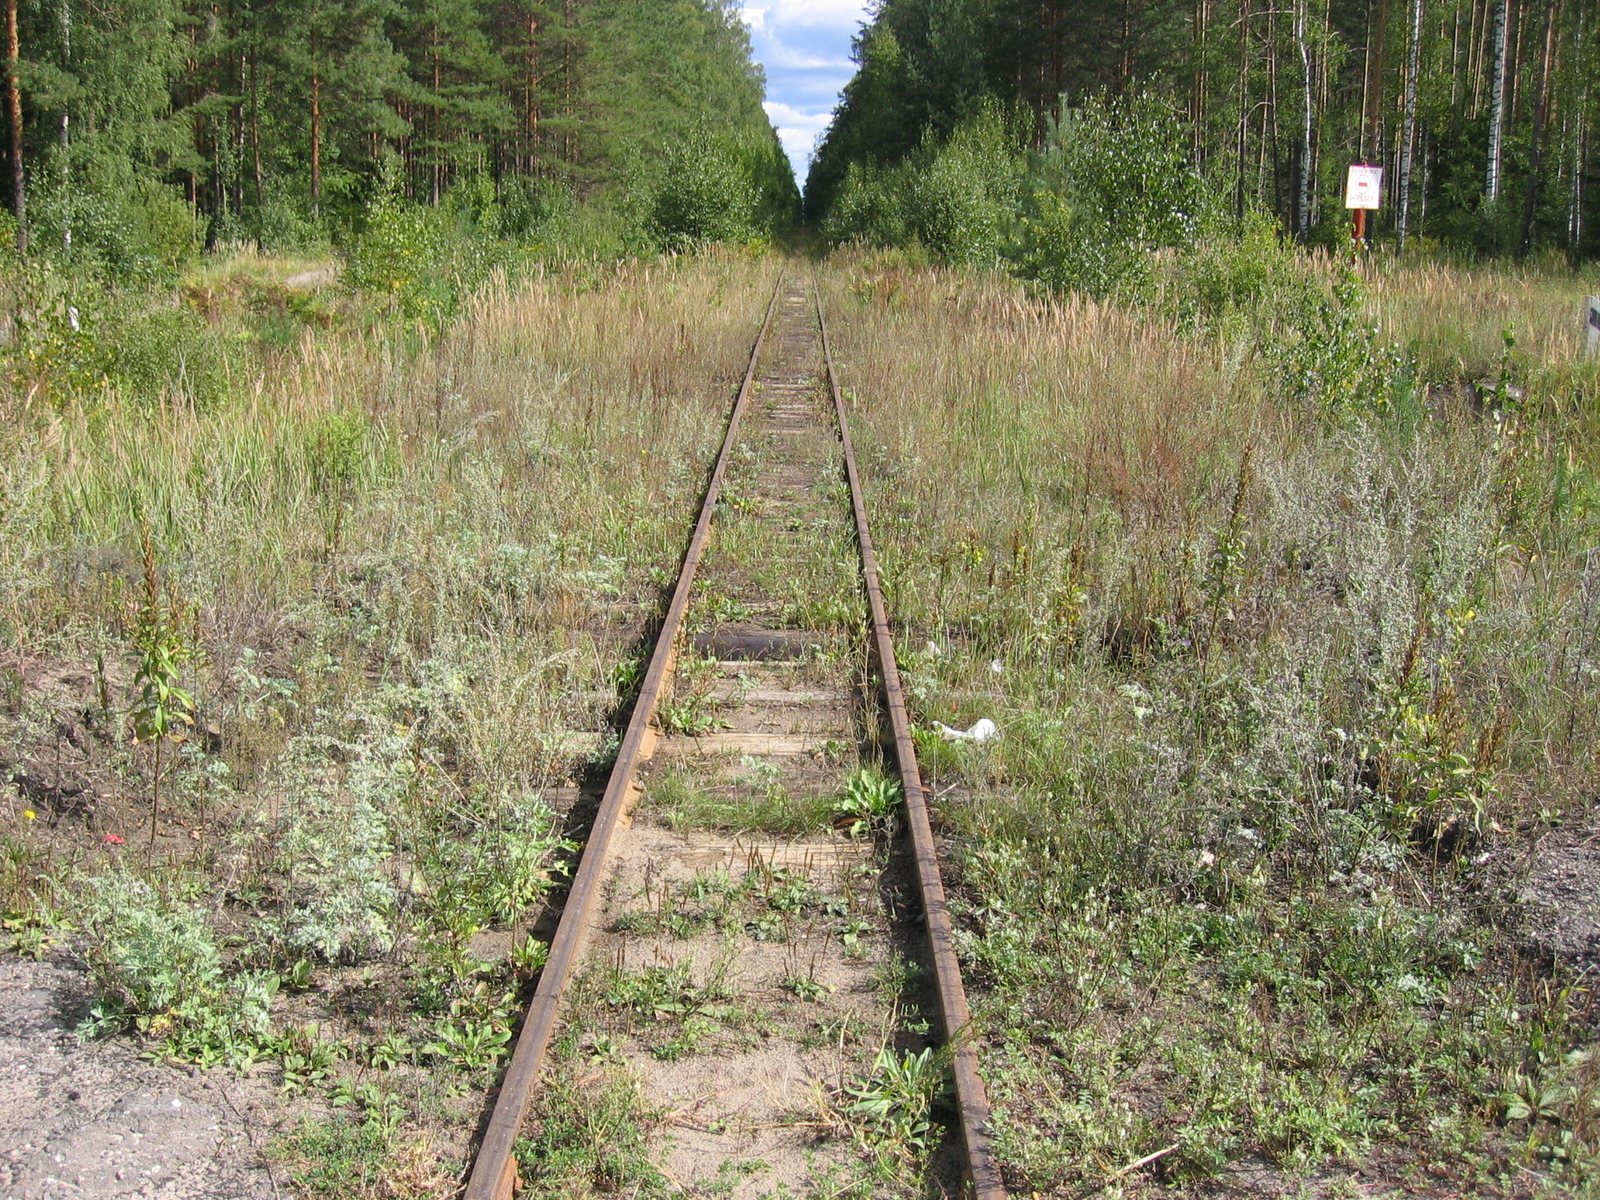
[825,109,1021,266]
[73,867,276,1060]
[1014,92,1200,299]
[647,133,758,251]
[31,175,207,287]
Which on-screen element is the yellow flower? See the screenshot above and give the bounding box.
[21,809,36,820]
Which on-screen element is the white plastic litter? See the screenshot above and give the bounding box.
[989,659,1004,674]
[934,718,999,743]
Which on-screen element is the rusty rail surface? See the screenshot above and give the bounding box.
[815,287,1004,1200]
[462,274,784,1200]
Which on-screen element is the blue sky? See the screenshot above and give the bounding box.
[741,0,872,184]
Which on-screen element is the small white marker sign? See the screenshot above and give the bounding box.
[1345,164,1384,210]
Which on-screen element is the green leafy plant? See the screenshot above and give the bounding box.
[3,908,71,959]
[843,1046,952,1156]
[422,1008,512,1072]
[367,1032,413,1071]
[782,972,829,1001]
[510,935,551,976]
[73,867,276,1064]
[834,767,903,837]
[657,693,725,736]
[128,530,196,856]
[330,1080,408,1138]
[834,918,872,950]
[279,1026,348,1093]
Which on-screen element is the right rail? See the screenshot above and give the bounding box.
[816,287,1004,1200]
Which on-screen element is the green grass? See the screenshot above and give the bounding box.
[0,248,784,1182]
[11,240,1598,1194]
[272,1117,453,1200]
[651,765,838,834]
[819,250,1600,1193]
[514,1026,674,1198]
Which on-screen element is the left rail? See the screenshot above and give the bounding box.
[462,273,785,1200]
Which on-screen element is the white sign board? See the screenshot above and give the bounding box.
[1587,295,1600,357]
[1345,165,1384,210]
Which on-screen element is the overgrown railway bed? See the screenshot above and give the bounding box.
[463,278,1002,1199]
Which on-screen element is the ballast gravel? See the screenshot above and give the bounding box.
[0,956,279,1200]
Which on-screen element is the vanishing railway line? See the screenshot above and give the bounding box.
[464,276,1002,1200]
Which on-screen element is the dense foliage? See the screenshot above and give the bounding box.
[0,0,796,269]
[808,0,1600,261]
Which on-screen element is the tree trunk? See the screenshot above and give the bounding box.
[1363,0,1389,160]
[1235,0,1250,221]
[1572,111,1585,254]
[527,13,539,165]
[431,26,441,204]
[1485,0,1506,200]
[1192,0,1208,163]
[1296,0,1315,236]
[248,45,262,209]
[1515,0,1556,256]
[1398,0,1424,249]
[311,66,322,220]
[6,0,24,250]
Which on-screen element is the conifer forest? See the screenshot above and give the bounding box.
[0,0,794,261]
[808,0,1600,257]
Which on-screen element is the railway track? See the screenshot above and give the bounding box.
[464,274,1002,1200]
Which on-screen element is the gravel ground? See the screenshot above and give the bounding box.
[0,955,282,1200]
[1521,827,1600,971]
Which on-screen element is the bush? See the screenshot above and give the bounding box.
[1159,215,1400,418]
[822,161,912,249]
[825,110,1022,266]
[904,111,1022,266]
[31,176,207,286]
[73,867,276,1059]
[260,744,399,964]
[647,133,758,250]
[1014,92,1199,299]
[496,175,566,239]
[103,300,232,409]
[346,172,520,322]
[346,190,454,318]
[0,263,235,408]
[255,178,325,252]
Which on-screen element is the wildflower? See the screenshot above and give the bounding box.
[21,809,36,820]
[102,833,125,846]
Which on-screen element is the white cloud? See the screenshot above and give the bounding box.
[747,0,871,29]
[739,0,871,179]
[758,45,851,71]
[763,101,832,131]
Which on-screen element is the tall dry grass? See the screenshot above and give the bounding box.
[818,250,1600,1192]
[1,250,779,884]
[1367,257,1600,385]
[0,250,783,1177]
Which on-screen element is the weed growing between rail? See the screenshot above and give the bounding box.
[821,251,1600,1194]
[0,252,781,1180]
[515,285,973,1196]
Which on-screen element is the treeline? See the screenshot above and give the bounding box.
[807,0,1600,258]
[0,0,795,269]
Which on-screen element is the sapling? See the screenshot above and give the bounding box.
[128,531,195,857]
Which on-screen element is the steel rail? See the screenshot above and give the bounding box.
[463,273,785,1200]
[815,287,1004,1200]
